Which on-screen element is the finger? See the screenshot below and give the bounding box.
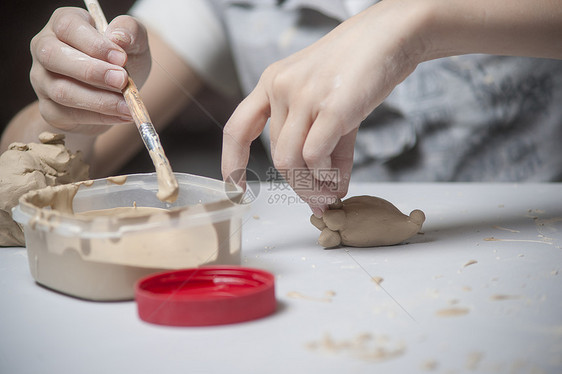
[267,99,287,161]
[35,69,131,117]
[302,122,358,217]
[106,15,151,86]
[50,8,127,66]
[39,99,132,132]
[222,84,270,185]
[271,109,311,188]
[265,69,289,160]
[275,117,334,218]
[32,36,128,92]
[329,129,357,198]
[307,131,356,216]
[34,71,131,125]
[106,15,149,57]
[302,109,351,181]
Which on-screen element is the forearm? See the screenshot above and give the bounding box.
[412,0,562,62]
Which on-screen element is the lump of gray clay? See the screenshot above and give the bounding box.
[310,196,425,248]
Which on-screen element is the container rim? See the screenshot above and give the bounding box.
[13,172,248,239]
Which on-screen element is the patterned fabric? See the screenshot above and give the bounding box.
[132,0,562,181]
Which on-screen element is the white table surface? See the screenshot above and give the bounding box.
[1,183,561,374]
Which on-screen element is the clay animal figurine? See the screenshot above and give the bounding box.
[310,196,425,248]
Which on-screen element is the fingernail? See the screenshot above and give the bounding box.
[117,100,131,115]
[108,50,127,66]
[105,69,126,89]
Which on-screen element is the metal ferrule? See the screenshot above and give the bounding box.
[138,122,161,151]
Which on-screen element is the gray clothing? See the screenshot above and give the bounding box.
[132,0,562,182]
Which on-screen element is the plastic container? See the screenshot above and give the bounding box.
[12,173,246,301]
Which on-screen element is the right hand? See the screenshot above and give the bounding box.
[222,1,421,216]
[29,7,151,134]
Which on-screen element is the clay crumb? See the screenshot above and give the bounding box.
[372,276,384,287]
[425,289,439,299]
[435,307,470,317]
[484,236,552,245]
[490,294,521,301]
[420,359,438,371]
[466,352,484,370]
[252,215,260,220]
[463,259,478,268]
[306,333,406,362]
[287,290,335,303]
[493,225,520,233]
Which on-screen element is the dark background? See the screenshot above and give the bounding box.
[0,0,135,130]
[0,0,271,179]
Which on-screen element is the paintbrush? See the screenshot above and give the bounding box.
[83,0,179,203]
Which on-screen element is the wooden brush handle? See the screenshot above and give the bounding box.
[83,0,179,203]
[84,0,109,32]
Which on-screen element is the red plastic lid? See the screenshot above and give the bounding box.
[135,266,276,326]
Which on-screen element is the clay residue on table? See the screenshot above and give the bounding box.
[0,132,89,246]
[372,276,384,289]
[463,259,478,268]
[306,333,406,362]
[489,294,521,301]
[310,196,425,248]
[465,352,484,371]
[420,359,439,371]
[484,237,553,245]
[287,290,336,303]
[435,307,470,317]
[493,225,520,233]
